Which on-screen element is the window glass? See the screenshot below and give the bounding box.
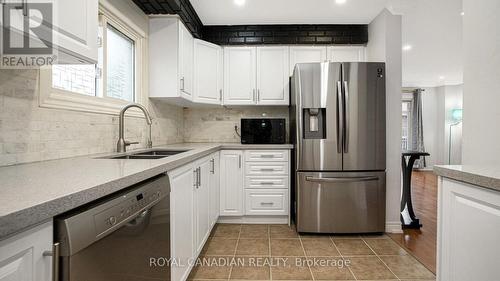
[52,64,96,96]
[106,24,135,102]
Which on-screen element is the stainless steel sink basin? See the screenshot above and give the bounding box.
[101,149,190,160]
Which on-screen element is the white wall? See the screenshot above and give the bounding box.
[367,9,403,233]
[462,0,500,165]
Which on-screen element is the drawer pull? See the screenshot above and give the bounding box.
[260,168,275,172]
[260,182,275,185]
[260,155,275,158]
[260,202,274,206]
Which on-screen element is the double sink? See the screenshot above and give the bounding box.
[102,149,189,160]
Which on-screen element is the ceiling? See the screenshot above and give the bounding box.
[188,0,463,87]
[190,0,391,25]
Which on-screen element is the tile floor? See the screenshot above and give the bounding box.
[188,224,435,281]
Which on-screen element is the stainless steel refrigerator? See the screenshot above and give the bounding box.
[290,62,386,233]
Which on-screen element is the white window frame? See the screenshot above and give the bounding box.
[39,3,147,117]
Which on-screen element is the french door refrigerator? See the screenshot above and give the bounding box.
[290,62,386,233]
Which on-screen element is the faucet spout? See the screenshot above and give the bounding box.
[117,103,153,153]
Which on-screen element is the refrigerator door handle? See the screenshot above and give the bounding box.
[343,80,349,153]
[336,81,343,154]
[305,176,379,183]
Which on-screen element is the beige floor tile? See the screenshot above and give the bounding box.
[230,257,271,280]
[380,255,435,279]
[270,257,312,280]
[299,233,332,239]
[301,238,341,257]
[188,256,232,280]
[236,238,270,256]
[331,234,362,240]
[334,239,375,256]
[211,224,241,238]
[307,257,354,280]
[270,225,299,238]
[364,239,408,255]
[271,239,305,256]
[240,224,269,238]
[202,238,238,256]
[346,256,397,280]
[361,233,390,239]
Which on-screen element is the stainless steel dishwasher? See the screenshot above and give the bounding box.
[55,175,170,281]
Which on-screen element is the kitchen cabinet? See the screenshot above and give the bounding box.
[328,46,366,62]
[209,152,220,228]
[149,18,194,102]
[0,221,53,281]
[219,150,245,215]
[256,47,290,105]
[194,155,211,255]
[224,46,289,105]
[289,46,328,75]
[437,177,500,281]
[223,47,257,105]
[169,163,195,281]
[194,40,223,105]
[1,0,98,63]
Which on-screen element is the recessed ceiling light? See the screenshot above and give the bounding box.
[402,44,412,51]
[234,0,245,6]
[335,0,347,5]
[460,11,465,16]
[439,76,445,80]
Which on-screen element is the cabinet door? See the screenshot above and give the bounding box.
[194,156,211,255]
[257,47,290,105]
[224,47,257,105]
[209,152,220,227]
[179,23,194,98]
[194,40,223,104]
[220,150,244,216]
[0,221,53,281]
[328,46,366,62]
[169,164,195,281]
[289,46,327,75]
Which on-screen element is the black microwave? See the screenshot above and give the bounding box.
[241,118,286,144]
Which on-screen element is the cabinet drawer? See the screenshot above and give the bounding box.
[245,176,289,189]
[245,189,288,215]
[245,150,289,162]
[245,162,289,175]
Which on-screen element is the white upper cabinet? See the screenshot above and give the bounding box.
[224,47,257,105]
[179,23,194,97]
[149,18,194,103]
[256,47,290,105]
[289,46,328,75]
[328,46,366,62]
[194,40,223,105]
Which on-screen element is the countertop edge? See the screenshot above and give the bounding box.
[0,143,293,240]
[434,165,500,192]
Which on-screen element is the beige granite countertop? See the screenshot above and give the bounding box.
[0,143,293,239]
[434,165,500,192]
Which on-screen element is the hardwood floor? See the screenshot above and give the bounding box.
[388,170,438,274]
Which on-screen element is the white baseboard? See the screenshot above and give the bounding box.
[218,215,288,224]
[385,221,403,233]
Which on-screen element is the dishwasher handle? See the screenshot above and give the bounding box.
[43,243,60,281]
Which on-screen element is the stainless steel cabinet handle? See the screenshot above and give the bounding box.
[252,89,256,103]
[43,243,60,281]
[260,154,274,158]
[260,202,274,206]
[257,89,260,102]
[197,167,201,187]
[343,81,349,153]
[180,77,185,91]
[336,81,343,153]
[260,182,275,185]
[23,0,28,16]
[210,158,215,174]
[260,168,275,172]
[219,89,222,101]
[305,176,378,183]
[193,169,198,187]
[238,155,242,168]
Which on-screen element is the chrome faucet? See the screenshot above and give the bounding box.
[117,103,153,153]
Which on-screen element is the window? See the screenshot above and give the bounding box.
[40,5,145,115]
[402,100,412,150]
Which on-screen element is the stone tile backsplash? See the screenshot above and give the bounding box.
[0,70,289,166]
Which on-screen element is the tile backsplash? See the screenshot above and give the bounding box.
[0,70,290,166]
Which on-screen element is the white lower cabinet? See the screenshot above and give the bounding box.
[0,221,53,281]
[438,177,500,281]
[245,189,288,215]
[219,150,244,215]
[169,152,220,281]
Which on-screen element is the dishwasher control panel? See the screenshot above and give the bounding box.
[94,186,163,236]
